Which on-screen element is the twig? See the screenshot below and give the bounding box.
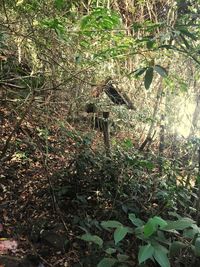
[27,238,54,267]
[0,94,35,160]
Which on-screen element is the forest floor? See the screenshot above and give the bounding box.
[2,104,199,267]
[0,105,84,267]
[1,105,140,267]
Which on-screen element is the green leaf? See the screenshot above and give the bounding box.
[152,217,168,229]
[153,247,170,267]
[54,0,64,9]
[143,216,167,237]
[146,40,155,49]
[79,233,103,247]
[179,81,188,92]
[80,16,91,30]
[195,237,200,256]
[167,212,181,219]
[139,160,154,170]
[144,218,157,237]
[153,244,169,254]
[180,34,190,49]
[144,67,154,89]
[123,139,133,149]
[154,65,168,78]
[178,27,197,40]
[131,67,147,78]
[80,8,120,31]
[170,241,187,257]
[131,22,143,31]
[138,244,154,264]
[114,226,129,245]
[158,45,173,50]
[164,218,195,231]
[101,220,122,229]
[97,258,117,267]
[105,248,117,255]
[117,254,129,262]
[183,228,198,239]
[129,214,144,227]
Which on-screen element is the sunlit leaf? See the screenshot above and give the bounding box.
[16,0,24,6]
[80,7,120,31]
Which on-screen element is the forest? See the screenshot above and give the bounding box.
[1,0,200,266]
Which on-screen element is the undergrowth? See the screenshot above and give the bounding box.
[52,131,200,267]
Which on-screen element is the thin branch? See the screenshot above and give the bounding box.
[0,94,35,160]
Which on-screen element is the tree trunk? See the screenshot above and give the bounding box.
[140,81,163,150]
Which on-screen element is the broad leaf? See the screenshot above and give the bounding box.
[105,248,116,254]
[129,214,144,227]
[79,233,103,247]
[114,226,130,245]
[170,241,186,257]
[183,228,198,239]
[143,216,167,237]
[144,218,157,237]
[152,216,168,229]
[164,218,195,231]
[153,247,170,267]
[97,258,117,267]
[138,244,154,264]
[144,67,154,89]
[154,65,168,78]
[101,220,122,229]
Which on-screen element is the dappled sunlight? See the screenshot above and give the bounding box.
[173,99,196,138]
